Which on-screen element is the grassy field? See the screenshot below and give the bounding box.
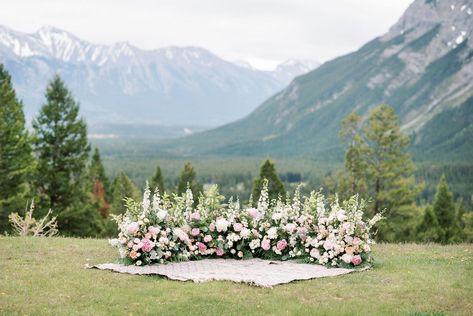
[0,238,472,315]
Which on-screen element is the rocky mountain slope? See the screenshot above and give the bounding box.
[167,0,473,161]
[0,25,317,126]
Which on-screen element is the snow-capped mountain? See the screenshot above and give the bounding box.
[0,25,318,126]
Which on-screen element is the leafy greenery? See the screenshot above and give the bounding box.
[0,65,35,233]
[110,172,141,215]
[251,159,286,205]
[1,238,472,315]
[177,162,202,198]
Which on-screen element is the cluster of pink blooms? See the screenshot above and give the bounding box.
[110,181,382,267]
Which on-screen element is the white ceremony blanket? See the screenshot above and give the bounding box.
[91,258,368,287]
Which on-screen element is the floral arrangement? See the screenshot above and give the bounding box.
[110,180,382,268]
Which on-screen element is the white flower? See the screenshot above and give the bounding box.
[285,223,296,233]
[240,228,251,239]
[157,209,168,221]
[267,227,278,239]
[136,260,142,266]
[216,218,229,232]
[272,212,282,221]
[109,238,120,247]
[310,248,320,259]
[341,253,353,264]
[249,239,261,250]
[323,240,334,251]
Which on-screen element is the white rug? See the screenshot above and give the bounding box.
[91,259,368,287]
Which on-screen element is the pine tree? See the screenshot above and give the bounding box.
[177,162,202,198]
[416,206,441,242]
[0,65,35,232]
[252,159,286,206]
[32,75,102,236]
[149,165,165,194]
[338,105,421,241]
[432,175,456,243]
[337,111,369,201]
[110,172,141,215]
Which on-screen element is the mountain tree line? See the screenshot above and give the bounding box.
[1,64,471,241]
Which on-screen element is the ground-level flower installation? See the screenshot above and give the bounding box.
[110,180,382,268]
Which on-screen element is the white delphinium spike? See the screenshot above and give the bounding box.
[257,179,269,213]
[185,184,194,220]
[142,181,151,215]
[292,184,302,214]
[152,187,161,213]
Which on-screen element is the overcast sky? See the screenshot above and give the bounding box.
[1,0,413,70]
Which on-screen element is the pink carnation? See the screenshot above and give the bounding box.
[148,226,160,235]
[353,237,361,246]
[141,238,155,252]
[247,208,259,219]
[261,239,271,251]
[191,228,200,237]
[190,212,201,221]
[209,223,215,232]
[276,239,287,251]
[216,248,224,256]
[127,222,139,235]
[196,242,207,252]
[352,255,362,266]
[233,223,243,232]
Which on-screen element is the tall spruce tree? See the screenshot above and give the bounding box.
[110,172,141,215]
[149,165,165,194]
[338,105,421,241]
[432,175,457,243]
[32,75,102,236]
[177,162,202,198]
[252,159,286,206]
[0,65,35,232]
[337,112,369,201]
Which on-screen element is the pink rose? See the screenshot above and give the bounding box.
[148,226,160,235]
[352,255,362,266]
[178,232,189,242]
[190,212,201,221]
[247,208,259,219]
[216,248,224,256]
[204,235,212,243]
[141,238,155,252]
[127,241,133,248]
[209,223,215,232]
[261,239,271,251]
[196,242,207,252]
[353,237,361,246]
[237,251,244,258]
[233,223,243,232]
[127,222,139,235]
[276,239,287,251]
[191,228,200,237]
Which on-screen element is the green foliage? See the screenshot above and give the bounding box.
[31,75,104,236]
[416,206,441,243]
[110,172,141,215]
[88,147,110,200]
[0,65,35,233]
[251,159,286,205]
[177,162,202,198]
[335,105,421,242]
[149,165,165,194]
[432,175,457,243]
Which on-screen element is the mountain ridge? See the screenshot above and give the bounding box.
[0,25,318,127]
[162,0,473,161]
